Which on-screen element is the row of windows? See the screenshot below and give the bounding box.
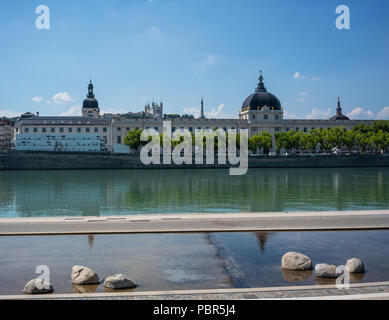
[117,127,237,132]
[24,127,108,133]
[251,114,280,120]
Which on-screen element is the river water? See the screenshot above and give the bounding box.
[0,167,388,294]
[0,167,388,217]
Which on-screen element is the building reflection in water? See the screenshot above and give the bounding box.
[254,232,275,254]
[88,234,94,249]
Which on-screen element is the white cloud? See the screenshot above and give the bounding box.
[191,54,217,76]
[297,98,305,102]
[305,108,332,119]
[283,110,298,119]
[59,106,81,116]
[377,107,389,119]
[150,26,160,33]
[182,107,201,118]
[292,72,305,79]
[101,108,129,114]
[183,103,233,119]
[205,103,226,118]
[310,77,320,81]
[0,109,21,117]
[346,107,375,120]
[32,96,43,102]
[299,91,308,96]
[51,92,74,104]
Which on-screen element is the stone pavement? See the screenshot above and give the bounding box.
[1,210,389,235]
[1,282,389,300]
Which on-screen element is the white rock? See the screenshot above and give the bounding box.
[281,252,313,270]
[71,265,101,285]
[23,278,53,294]
[315,263,342,278]
[346,258,365,273]
[104,274,137,289]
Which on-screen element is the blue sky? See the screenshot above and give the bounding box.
[0,0,388,119]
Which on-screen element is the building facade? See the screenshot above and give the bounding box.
[14,74,375,153]
[0,120,13,151]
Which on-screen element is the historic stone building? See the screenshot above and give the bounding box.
[14,73,375,153]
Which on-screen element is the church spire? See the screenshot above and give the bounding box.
[255,70,267,93]
[336,96,342,114]
[87,80,95,99]
[200,97,205,118]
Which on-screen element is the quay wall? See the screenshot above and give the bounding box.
[0,152,389,170]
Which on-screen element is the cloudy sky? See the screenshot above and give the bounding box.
[0,0,388,119]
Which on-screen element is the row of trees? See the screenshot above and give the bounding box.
[124,128,245,151]
[123,121,389,154]
[275,122,389,153]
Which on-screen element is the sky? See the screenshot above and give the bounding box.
[0,0,388,120]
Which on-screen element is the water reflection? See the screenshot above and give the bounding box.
[254,232,275,254]
[0,168,388,217]
[72,284,99,293]
[282,269,313,283]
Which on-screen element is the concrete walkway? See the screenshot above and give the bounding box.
[0,210,389,235]
[1,281,389,300]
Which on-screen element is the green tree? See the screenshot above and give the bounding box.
[372,120,389,133]
[123,129,144,150]
[370,130,389,153]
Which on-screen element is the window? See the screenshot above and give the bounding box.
[24,128,29,133]
[103,127,107,133]
[264,115,268,120]
[42,128,46,133]
[68,127,72,133]
[296,127,300,131]
[252,115,255,119]
[94,127,98,133]
[60,127,64,133]
[126,127,130,131]
[117,136,121,144]
[77,128,81,133]
[304,127,307,132]
[286,128,289,132]
[51,128,55,133]
[33,128,37,133]
[86,128,90,133]
[275,115,279,120]
[117,127,121,131]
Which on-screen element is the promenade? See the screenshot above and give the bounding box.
[1,282,388,300]
[0,210,389,235]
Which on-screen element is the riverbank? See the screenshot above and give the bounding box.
[2,281,389,300]
[1,210,389,235]
[0,152,389,170]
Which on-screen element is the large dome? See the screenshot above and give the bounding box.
[83,80,99,109]
[242,71,281,111]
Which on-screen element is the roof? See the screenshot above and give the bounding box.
[18,116,111,126]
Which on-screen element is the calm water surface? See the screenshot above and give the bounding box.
[0,230,388,294]
[0,168,388,217]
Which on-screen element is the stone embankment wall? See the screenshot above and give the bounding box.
[0,152,388,170]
